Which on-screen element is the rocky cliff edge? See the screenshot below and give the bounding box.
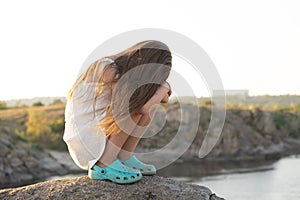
[0,175,224,200]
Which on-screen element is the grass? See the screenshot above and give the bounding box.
[0,104,66,151]
[272,112,287,129]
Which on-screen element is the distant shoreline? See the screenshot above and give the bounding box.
[2,94,300,107]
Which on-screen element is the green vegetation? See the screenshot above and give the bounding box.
[51,99,64,105]
[26,108,52,142]
[0,101,7,110]
[50,117,65,133]
[32,101,44,107]
[272,112,287,129]
[201,100,214,107]
[23,107,66,150]
[197,94,300,112]
[0,95,299,152]
[0,103,67,151]
[290,130,300,137]
[169,98,179,105]
[295,105,300,113]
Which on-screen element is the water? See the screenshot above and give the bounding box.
[190,156,300,200]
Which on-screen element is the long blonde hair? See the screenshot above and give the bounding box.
[68,40,172,137]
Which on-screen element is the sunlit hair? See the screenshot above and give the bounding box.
[67,40,172,137]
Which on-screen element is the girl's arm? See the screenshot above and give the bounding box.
[160,81,172,103]
[104,66,171,115]
[139,82,171,115]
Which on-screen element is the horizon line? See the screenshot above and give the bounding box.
[2,93,300,102]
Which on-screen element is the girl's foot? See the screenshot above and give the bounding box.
[88,159,142,184]
[120,156,156,176]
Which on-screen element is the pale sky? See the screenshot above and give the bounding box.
[0,0,300,100]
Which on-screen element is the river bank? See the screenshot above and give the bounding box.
[1,104,300,189]
[1,140,299,190]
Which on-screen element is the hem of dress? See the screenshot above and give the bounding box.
[87,138,107,170]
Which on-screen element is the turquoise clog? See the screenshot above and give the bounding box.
[88,159,142,184]
[121,156,156,176]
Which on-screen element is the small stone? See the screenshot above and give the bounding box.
[0,138,11,146]
[20,174,34,182]
[0,158,4,170]
[13,148,27,158]
[10,158,23,167]
[0,145,10,157]
[24,157,38,168]
[4,167,13,176]
[37,157,68,175]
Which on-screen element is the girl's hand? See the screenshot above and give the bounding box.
[139,81,171,114]
[160,81,171,103]
[160,93,169,103]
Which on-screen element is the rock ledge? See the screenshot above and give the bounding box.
[0,175,223,200]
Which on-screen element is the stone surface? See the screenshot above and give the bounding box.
[0,176,224,200]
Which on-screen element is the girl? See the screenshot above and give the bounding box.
[63,40,172,184]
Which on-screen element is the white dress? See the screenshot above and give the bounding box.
[63,58,114,170]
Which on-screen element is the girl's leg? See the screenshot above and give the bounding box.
[118,114,152,160]
[96,113,144,167]
[118,106,157,161]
